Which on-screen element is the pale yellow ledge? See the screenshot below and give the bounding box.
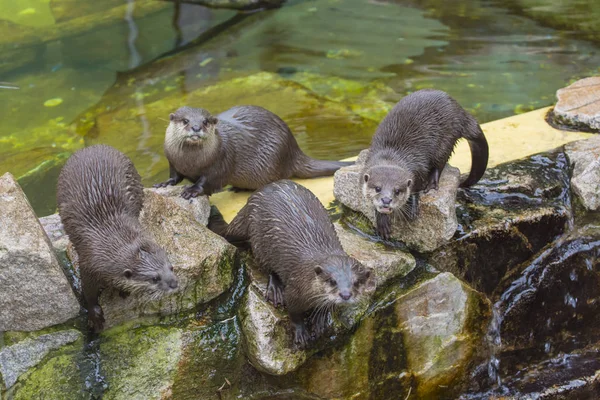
[211,106,593,222]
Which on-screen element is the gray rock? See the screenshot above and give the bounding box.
[0,330,81,388]
[39,213,69,254]
[333,150,459,252]
[553,76,600,132]
[565,135,600,211]
[0,173,80,332]
[147,186,211,226]
[239,224,416,376]
[66,188,236,329]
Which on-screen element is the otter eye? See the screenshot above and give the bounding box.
[328,278,337,286]
[394,189,401,196]
[152,275,161,283]
[169,265,174,272]
[375,186,381,193]
[182,118,189,125]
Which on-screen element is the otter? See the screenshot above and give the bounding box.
[57,145,178,332]
[154,105,353,199]
[208,180,372,347]
[361,89,489,239]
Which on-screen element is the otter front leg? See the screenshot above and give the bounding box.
[182,176,207,200]
[407,193,420,221]
[376,212,392,240]
[81,272,104,333]
[266,272,285,307]
[290,312,311,348]
[311,309,331,339]
[425,168,440,192]
[154,163,184,188]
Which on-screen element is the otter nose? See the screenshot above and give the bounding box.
[339,292,351,301]
[191,125,201,133]
[381,197,392,205]
[168,278,178,289]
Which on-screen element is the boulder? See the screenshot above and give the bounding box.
[146,186,211,226]
[565,135,600,211]
[552,76,600,132]
[296,272,491,399]
[429,149,571,294]
[239,225,416,375]
[0,173,80,332]
[39,213,70,254]
[334,150,460,252]
[0,330,82,389]
[66,188,235,329]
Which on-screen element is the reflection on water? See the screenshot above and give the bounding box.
[0,0,599,216]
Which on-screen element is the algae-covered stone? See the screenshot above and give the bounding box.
[429,149,571,294]
[298,272,490,399]
[65,188,235,329]
[0,330,81,389]
[39,213,69,254]
[148,186,211,226]
[0,173,80,332]
[334,150,460,252]
[565,135,600,211]
[100,326,183,399]
[553,76,600,132]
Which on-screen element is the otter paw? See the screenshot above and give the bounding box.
[181,186,203,200]
[376,213,392,240]
[266,273,285,307]
[88,305,105,333]
[153,179,174,188]
[293,324,311,348]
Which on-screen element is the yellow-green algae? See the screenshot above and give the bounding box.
[100,326,183,400]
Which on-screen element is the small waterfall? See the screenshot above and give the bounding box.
[486,302,503,387]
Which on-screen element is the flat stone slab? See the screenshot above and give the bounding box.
[0,330,81,388]
[553,76,600,132]
[565,135,600,211]
[0,172,80,332]
[66,187,235,330]
[334,150,459,252]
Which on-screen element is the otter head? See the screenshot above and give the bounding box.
[122,238,179,297]
[167,106,218,145]
[362,165,413,214]
[314,256,373,306]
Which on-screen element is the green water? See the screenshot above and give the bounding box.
[0,0,599,217]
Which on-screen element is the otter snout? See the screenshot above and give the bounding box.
[339,292,351,301]
[191,125,201,133]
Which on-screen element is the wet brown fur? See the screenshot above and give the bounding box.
[155,105,353,198]
[57,145,178,332]
[209,180,372,347]
[362,89,489,238]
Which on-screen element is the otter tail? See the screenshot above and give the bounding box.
[461,124,489,188]
[207,206,251,249]
[292,153,354,179]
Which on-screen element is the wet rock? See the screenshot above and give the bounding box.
[0,330,82,389]
[100,318,243,399]
[494,224,600,359]
[429,150,571,294]
[66,188,236,329]
[565,135,600,211]
[334,150,460,252]
[0,173,80,332]
[239,225,415,375]
[297,272,491,399]
[553,76,600,132]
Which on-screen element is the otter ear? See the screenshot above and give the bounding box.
[363,173,370,183]
[124,269,133,279]
[364,268,372,279]
[208,116,218,125]
[169,113,176,121]
[314,266,323,275]
[406,179,412,188]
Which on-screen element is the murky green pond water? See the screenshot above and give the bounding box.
[0,0,599,217]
